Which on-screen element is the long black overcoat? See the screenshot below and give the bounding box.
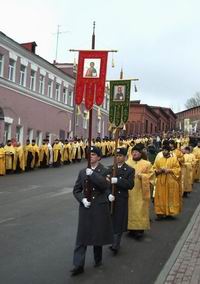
[73,163,113,246]
[107,163,135,234]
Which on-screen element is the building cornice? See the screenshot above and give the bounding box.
[0,32,75,85]
[176,106,200,115]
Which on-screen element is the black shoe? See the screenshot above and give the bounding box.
[109,246,118,255]
[94,261,102,267]
[70,266,84,276]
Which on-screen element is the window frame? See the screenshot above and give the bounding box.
[8,58,15,81]
[39,74,44,95]
[0,54,4,77]
[30,69,36,91]
[19,64,26,86]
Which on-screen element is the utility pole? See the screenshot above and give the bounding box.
[54,25,69,63]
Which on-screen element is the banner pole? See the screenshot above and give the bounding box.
[87,21,95,169]
[86,21,95,202]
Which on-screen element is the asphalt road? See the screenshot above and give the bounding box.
[0,158,200,284]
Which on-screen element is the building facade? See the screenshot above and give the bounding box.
[0,32,109,145]
[126,101,176,136]
[176,106,200,134]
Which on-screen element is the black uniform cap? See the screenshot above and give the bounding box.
[116,147,127,156]
[89,146,102,157]
[132,143,145,153]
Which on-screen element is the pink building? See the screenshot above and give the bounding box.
[0,32,109,145]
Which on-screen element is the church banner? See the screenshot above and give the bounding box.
[109,80,131,127]
[75,50,108,110]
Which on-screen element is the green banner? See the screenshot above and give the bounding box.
[109,80,131,127]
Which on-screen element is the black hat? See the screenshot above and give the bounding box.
[162,140,170,146]
[89,146,102,157]
[116,147,127,156]
[169,139,176,145]
[162,144,171,151]
[132,143,145,153]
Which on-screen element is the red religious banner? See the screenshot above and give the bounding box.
[75,50,108,110]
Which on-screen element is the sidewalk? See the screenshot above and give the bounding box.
[155,202,200,284]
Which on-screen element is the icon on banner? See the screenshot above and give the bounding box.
[113,85,126,101]
[83,58,101,78]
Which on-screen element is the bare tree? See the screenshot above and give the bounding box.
[185,92,200,109]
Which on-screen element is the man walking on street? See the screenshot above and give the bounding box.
[107,147,134,254]
[71,146,113,276]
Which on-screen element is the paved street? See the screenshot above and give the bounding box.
[0,158,200,284]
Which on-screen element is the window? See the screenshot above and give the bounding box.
[19,65,26,86]
[145,120,148,133]
[75,114,79,126]
[0,54,3,77]
[8,59,15,81]
[103,94,106,109]
[83,111,88,129]
[97,118,101,133]
[67,89,73,106]
[150,123,153,133]
[106,97,109,111]
[30,70,36,91]
[55,83,60,101]
[39,75,44,94]
[16,126,23,144]
[4,123,11,144]
[63,87,67,104]
[47,79,52,97]
[27,128,33,141]
[59,130,65,141]
[36,130,42,146]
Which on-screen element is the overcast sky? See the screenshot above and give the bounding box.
[1,0,200,112]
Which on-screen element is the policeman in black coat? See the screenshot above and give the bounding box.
[71,146,113,276]
[107,147,135,254]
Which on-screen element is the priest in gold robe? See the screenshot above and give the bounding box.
[52,139,63,167]
[0,143,6,175]
[4,140,16,173]
[153,144,181,219]
[15,142,25,173]
[126,143,154,239]
[193,140,200,182]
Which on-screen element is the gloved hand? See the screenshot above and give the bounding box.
[82,198,91,208]
[108,194,115,202]
[111,177,118,184]
[86,168,93,176]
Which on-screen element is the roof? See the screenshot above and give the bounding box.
[0,31,75,81]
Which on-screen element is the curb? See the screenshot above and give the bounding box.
[154,201,200,284]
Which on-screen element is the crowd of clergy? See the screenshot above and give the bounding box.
[1,133,200,236]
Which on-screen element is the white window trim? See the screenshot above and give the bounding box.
[4,116,13,124]
[69,119,72,132]
[30,70,36,91]
[20,58,28,66]
[19,64,26,86]
[97,118,101,133]
[31,64,38,71]
[40,69,46,76]
[55,83,60,101]
[48,73,54,80]
[9,51,17,61]
[39,75,45,94]
[8,59,16,81]
[48,80,53,98]
[56,78,62,84]
[0,54,4,77]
